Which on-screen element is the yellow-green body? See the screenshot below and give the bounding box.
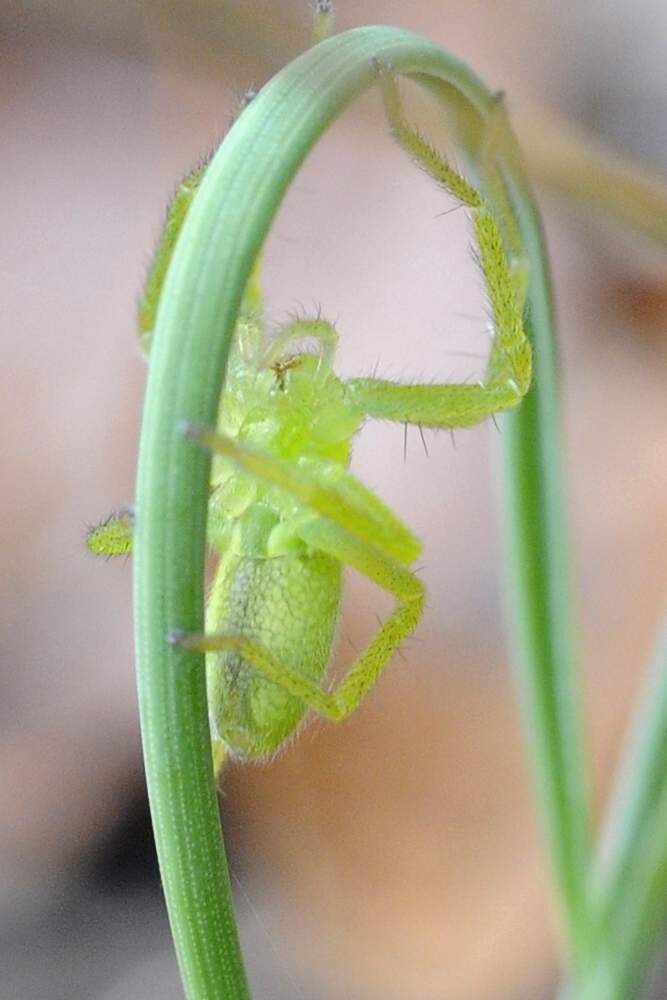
[202,314,364,758]
[88,70,532,769]
[207,547,340,757]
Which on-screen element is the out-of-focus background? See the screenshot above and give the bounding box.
[3,2,667,997]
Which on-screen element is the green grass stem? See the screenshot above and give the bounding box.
[442,87,595,975]
[133,25,590,998]
[573,608,667,998]
[495,211,594,975]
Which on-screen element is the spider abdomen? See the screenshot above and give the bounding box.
[206,549,341,758]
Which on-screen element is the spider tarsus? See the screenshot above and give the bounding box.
[312,0,334,43]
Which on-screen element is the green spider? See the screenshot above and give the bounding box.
[89,72,531,771]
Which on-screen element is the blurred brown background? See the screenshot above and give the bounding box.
[3,1,667,998]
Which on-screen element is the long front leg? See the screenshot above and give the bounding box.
[184,423,420,564]
[345,374,525,429]
[352,69,532,429]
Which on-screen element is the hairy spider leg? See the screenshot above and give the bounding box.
[176,426,424,721]
[186,423,420,564]
[345,69,532,430]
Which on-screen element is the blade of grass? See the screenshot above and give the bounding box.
[496,232,594,976]
[606,776,667,999]
[574,608,667,998]
[498,169,595,977]
[437,89,595,976]
[596,610,667,916]
[559,758,667,1000]
[133,24,590,998]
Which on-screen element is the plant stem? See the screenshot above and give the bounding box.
[596,610,667,910]
[496,211,594,974]
[573,606,667,998]
[441,90,595,976]
[134,25,583,998]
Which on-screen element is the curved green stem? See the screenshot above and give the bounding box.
[497,212,593,974]
[565,608,667,999]
[438,78,594,974]
[134,25,588,998]
[596,611,667,916]
[496,173,594,973]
